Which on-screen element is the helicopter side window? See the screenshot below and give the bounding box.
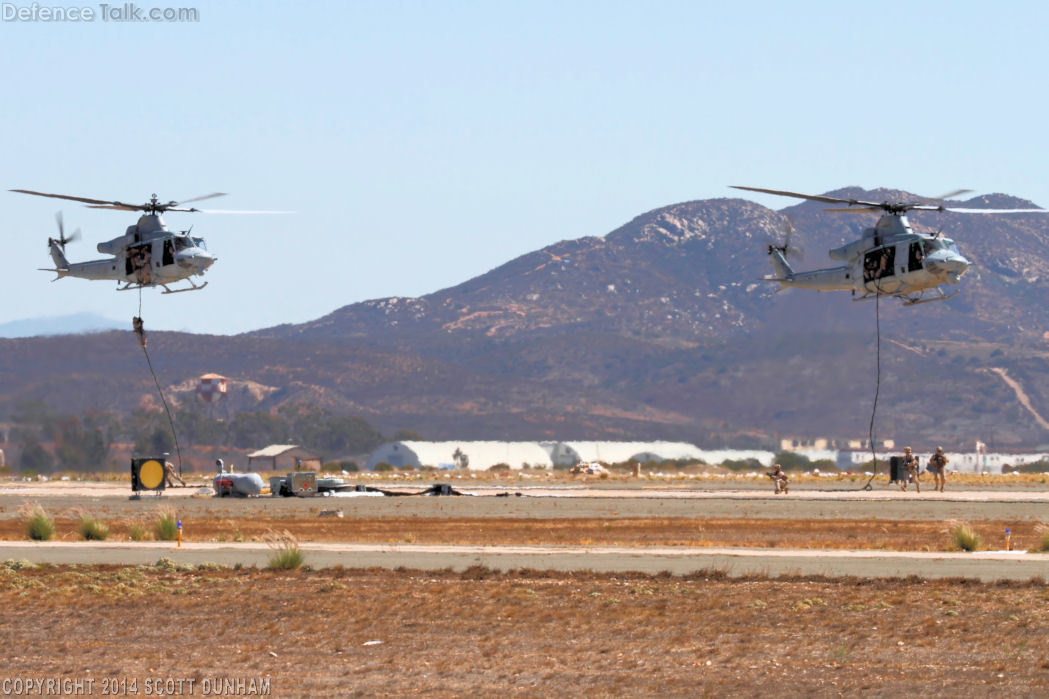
[163,239,175,266]
[908,241,924,272]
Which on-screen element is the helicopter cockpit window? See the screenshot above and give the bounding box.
[174,237,194,252]
[191,237,207,250]
[908,241,925,272]
[924,238,947,254]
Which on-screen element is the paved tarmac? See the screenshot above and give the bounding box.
[3,481,1049,521]
[2,541,1048,582]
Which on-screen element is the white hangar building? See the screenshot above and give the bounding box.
[540,441,709,468]
[366,440,775,471]
[365,441,554,471]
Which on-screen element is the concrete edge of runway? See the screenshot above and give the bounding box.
[3,541,1048,582]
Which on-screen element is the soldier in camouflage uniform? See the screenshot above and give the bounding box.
[929,446,948,492]
[901,446,920,493]
[163,461,186,487]
[768,463,789,494]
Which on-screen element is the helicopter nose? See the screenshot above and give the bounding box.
[926,254,970,280]
[176,249,216,271]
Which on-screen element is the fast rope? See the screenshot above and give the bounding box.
[862,290,882,491]
[133,287,183,476]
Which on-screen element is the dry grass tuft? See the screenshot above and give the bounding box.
[154,508,178,541]
[20,503,55,541]
[77,513,109,541]
[948,521,982,552]
[266,530,305,570]
[1030,524,1049,553]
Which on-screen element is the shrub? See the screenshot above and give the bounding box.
[128,524,148,542]
[1031,525,1049,553]
[1009,460,1049,474]
[721,458,762,472]
[951,522,982,552]
[78,514,109,541]
[339,461,359,472]
[22,504,55,541]
[267,530,304,570]
[321,462,342,473]
[154,510,178,541]
[372,462,393,472]
[774,451,812,470]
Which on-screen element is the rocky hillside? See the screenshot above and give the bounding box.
[5,189,1049,448]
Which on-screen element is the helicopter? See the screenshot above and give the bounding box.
[11,189,283,294]
[732,185,1049,306]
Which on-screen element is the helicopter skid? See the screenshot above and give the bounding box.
[901,287,958,306]
[852,286,957,306]
[161,280,208,294]
[115,279,208,294]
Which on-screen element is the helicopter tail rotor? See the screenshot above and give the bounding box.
[765,217,804,261]
[48,211,81,251]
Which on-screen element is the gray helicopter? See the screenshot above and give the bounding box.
[12,189,282,294]
[733,185,1049,305]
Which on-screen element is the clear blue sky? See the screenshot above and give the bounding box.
[3,0,1048,334]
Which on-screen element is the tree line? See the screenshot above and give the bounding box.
[6,400,417,473]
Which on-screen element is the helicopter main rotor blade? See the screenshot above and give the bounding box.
[939,207,1049,214]
[84,204,141,211]
[924,188,973,202]
[174,192,228,206]
[194,209,294,214]
[823,207,882,214]
[730,185,884,209]
[11,189,139,209]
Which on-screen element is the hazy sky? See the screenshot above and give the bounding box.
[3,1,1049,334]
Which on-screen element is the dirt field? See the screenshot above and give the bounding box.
[3,479,1049,695]
[0,514,1041,553]
[3,563,1049,696]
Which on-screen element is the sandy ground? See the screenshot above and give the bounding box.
[5,566,1049,696]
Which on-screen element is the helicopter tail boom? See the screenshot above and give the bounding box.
[48,239,70,270]
[767,246,794,284]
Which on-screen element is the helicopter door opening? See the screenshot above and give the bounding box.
[907,241,925,273]
[863,246,896,282]
[125,241,154,284]
[162,239,175,267]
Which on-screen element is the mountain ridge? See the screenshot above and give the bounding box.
[5,188,1049,448]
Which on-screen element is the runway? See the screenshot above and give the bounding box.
[3,540,1048,581]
